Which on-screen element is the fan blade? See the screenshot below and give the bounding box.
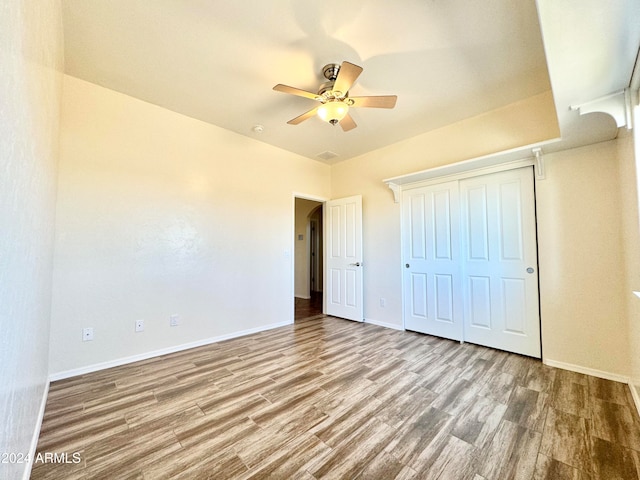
[339,113,357,132]
[349,95,397,109]
[333,62,363,96]
[273,84,320,101]
[287,107,319,125]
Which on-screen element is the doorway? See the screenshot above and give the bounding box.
[294,198,323,320]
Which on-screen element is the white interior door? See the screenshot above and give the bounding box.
[402,181,463,340]
[460,167,541,357]
[325,195,363,322]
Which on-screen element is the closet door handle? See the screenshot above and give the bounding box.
[405,263,410,268]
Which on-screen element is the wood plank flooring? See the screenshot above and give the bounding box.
[32,315,640,479]
[295,293,323,321]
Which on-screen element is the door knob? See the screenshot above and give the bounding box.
[526,267,535,274]
[405,263,410,268]
[350,262,361,267]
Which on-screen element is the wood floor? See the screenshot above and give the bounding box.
[294,292,323,321]
[32,315,640,479]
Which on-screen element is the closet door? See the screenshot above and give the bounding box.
[460,167,541,358]
[402,181,463,341]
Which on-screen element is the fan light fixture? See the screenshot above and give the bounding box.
[317,100,349,125]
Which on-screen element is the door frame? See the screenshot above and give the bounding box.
[291,193,329,324]
[309,210,322,293]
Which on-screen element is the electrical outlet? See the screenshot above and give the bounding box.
[135,319,144,332]
[380,298,386,307]
[82,327,94,341]
[170,314,180,327]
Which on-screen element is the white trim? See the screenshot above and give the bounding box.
[387,183,401,203]
[543,359,640,418]
[292,192,329,203]
[570,89,632,129]
[364,318,404,331]
[49,321,291,381]
[383,139,562,202]
[629,381,640,418]
[22,380,50,480]
[631,46,640,94]
[532,148,545,180]
[543,358,630,384]
[382,137,560,188]
[385,159,536,200]
[295,295,311,300]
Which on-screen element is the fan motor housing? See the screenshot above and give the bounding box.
[318,81,334,96]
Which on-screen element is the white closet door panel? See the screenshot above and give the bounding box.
[433,190,453,260]
[434,274,454,322]
[402,181,462,340]
[502,278,527,334]
[410,273,428,318]
[499,181,525,261]
[466,185,490,261]
[460,167,540,358]
[410,194,428,260]
[468,275,492,329]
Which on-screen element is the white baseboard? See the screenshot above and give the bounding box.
[543,358,630,383]
[294,295,311,300]
[22,380,50,480]
[364,318,404,331]
[536,359,640,418]
[49,320,292,381]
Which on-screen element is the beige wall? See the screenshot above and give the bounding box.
[50,76,330,376]
[537,139,630,377]
[0,0,63,477]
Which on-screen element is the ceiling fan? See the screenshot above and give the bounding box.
[273,61,397,132]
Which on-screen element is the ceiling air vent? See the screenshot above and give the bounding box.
[317,151,339,161]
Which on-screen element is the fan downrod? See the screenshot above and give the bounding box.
[322,63,341,81]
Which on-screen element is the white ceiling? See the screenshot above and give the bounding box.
[62,0,639,164]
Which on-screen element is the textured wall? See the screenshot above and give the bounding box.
[0,0,63,479]
[50,76,330,375]
[536,139,629,377]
